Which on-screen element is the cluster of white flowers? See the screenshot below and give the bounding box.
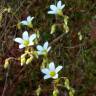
[14,0,64,80]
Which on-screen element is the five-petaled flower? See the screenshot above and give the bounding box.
[14,31,36,49]
[20,16,34,28]
[41,62,63,79]
[36,41,51,55]
[48,1,65,16]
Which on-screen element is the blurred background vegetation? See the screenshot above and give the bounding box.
[0,0,96,96]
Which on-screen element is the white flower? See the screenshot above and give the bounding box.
[20,16,34,28]
[36,41,51,55]
[41,62,63,79]
[48,1,65,16]
[14,31,36,49]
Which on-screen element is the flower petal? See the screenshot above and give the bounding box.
[44,41,48,49]
[49,62,55,71]
[48,11,56,14]
[47,47,51,52]
[29,34,36,42]
[55,66,63,73]
[31,17,34,21]
[19,44,25,49]
[27,16,34,22]
[21,21,28,25]
[22,31,29,40]
[29,42,34,46]
[41,68,49,74]
[57,1,62,8]
[50,5,57,11]
[44,74,51,79]
[27,16,31,22]
[53,74,58,79]
[61,4,65,9]
[14,38,23,44]
[37,45,43,51]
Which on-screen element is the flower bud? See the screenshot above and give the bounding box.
[17,22,21,29]
[51,24,56,34]
[78,32,82,41]
[63,24,69,33]
[21,57,26,66]
[36,85,41,96]
[21,53,26,58]
[53,88,59,96]
[4,59,9,69]
[26,56,33,65]
[69,88,75,96]
[63,16,69,33]
[64,16,69,25]
[64,78,70,90]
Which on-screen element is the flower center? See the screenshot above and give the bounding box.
[23,40,29,46]
[49,71,56,77]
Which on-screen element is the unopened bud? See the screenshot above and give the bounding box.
[26,56,33,65]
[21,57,26,66]
[4,59,9,69]
[63,24,69,33]
[63,15,69,33]
[51,24,56,34]
[53,88,59,96]
[69,88,75,96]
[17,22,21,29]
[64,78,70,90]
[36,85,41,96]
[64,16,69,25]
[78,32,82,41]
[21,53,26,58]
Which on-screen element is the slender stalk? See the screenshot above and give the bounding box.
[2,66,10,96]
